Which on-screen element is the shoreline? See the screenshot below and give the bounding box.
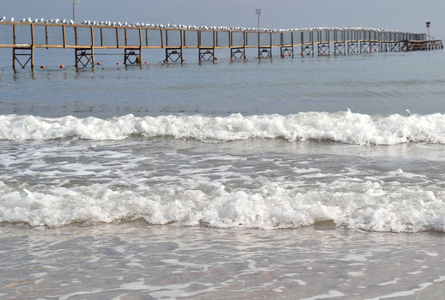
[1,223,444,299]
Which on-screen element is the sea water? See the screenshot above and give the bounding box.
[0,49,445,299]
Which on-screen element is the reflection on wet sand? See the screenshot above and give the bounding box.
[1,223,444,299]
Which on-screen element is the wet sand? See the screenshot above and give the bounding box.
[1,222,444,299]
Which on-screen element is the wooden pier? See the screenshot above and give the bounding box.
[0,20,442,69]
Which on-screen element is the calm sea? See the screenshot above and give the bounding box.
[1,48,445,299]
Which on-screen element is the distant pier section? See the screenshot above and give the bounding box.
[0,19,443,69]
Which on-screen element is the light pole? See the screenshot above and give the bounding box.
[71,0,80,24]
[256,9,262,28]
[426,22,431,39]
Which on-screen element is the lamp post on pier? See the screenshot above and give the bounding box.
[426,22,431,39]
[256,9,262,29]
[70,0,80,24]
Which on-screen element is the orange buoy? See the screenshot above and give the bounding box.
[97,62,101,65]
[40,65,45,69]
[230,57,233,61]
[60,65,65,68]
[116,62,120,65]
[144,61,148,64]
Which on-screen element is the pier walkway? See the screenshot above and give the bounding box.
[0,21,442,69]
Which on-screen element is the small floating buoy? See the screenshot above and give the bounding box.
[144,61,148,64]
[320,52,323,55]
[258,55,262,58]
[97,62,101,65]
[60,64,64,68]
[40,65,45,69]
[116,62,120,65]
[230,57,233,61]
[301,53,305,57]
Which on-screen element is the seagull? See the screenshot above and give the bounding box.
[0,16,6,22]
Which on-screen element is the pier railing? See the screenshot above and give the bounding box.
[0,21,442,69]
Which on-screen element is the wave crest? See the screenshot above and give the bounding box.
[2,111,445,145]
[1,181,444,232]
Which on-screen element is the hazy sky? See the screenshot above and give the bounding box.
[2,0,444,39]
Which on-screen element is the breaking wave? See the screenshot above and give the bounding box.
[2,111,445,145]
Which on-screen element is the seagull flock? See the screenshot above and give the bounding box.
[0,16,74,24]
[0,16,404,33]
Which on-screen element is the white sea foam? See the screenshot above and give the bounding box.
[2,111,445,145]
[1,179,444,232]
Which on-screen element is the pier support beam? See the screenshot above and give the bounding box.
[124,49,142,65]
[164,48,183,63]
[360,42,371,53]
[334,43,346,55]
[258,47,272,59]
[371,42,380,53]
[280,47,293,58]
[301,45,313,56]
[318,43,330,56]
[13,47,34,69]
[199,48,215,62]
[347,42,358,54]
[391,42,402,52]
[75,48,95,68]
[230,48,246,60]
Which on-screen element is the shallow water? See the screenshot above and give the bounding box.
[1,49,445,298]
[1,223,444,299]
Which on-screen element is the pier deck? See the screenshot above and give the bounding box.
[0,21,442,68]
